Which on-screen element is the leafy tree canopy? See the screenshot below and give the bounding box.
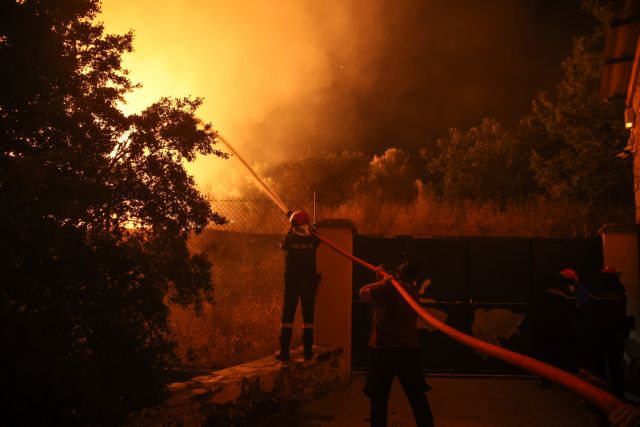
[427,118,534,203]
[0,0,225,424]
[255,148,419,205]
[521,2,632,210]
[355,147,420,202]
[426,1,633,212]
[253,150,369,205]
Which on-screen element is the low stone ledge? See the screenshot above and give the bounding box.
[125,346,347,427]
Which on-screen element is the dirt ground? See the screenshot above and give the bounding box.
[259,374,601,427]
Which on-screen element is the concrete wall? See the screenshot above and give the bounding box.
[315,219,355,382]
[618,56,640,341]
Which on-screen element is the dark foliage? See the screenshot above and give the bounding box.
[521,29,632,211]
[354,148,420,203]
[426,118,535,203]
[255,148,420,205]
[0,0,225,424]
[255,150,370,205]
[425,2,633,212]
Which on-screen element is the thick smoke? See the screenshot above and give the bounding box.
[100,0,592,198]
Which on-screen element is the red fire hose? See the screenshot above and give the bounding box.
[312,229,625,414]
[218,133,627,418]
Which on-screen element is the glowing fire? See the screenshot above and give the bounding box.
[99,0,375,198]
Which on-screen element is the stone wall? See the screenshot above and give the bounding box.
[125,347,347,427]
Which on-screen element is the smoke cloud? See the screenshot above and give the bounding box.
[100,0,592,198]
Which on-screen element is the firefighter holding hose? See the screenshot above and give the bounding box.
[360,262,433,427]
[276,210,321,362]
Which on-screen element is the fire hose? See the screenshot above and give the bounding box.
[312,231,623,414]
[217,134,627,416]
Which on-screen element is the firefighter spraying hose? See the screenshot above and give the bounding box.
[276,210,322,361]
[216,134,629,417]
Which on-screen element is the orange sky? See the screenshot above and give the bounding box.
[99,0,378,198]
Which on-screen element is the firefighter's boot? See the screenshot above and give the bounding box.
[276,327,292,362]
[303,327,314,361]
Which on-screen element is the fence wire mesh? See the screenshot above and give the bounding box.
[170,198,314,369]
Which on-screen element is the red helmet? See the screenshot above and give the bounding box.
[559,268,578,283]
[289,210,311,236]
[289,210,310,227]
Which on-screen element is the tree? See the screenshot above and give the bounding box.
[354,148,420,202]
[253,150,369,205]
[0,1,225,424]
[521,5,633,210]
[426,118,534,203]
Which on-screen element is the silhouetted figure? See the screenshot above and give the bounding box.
[276,210,321,362]
[609,404,640,427]
[579,368,637,426]
[360,262,433,427]
[534,268,579,381]
[583,267,629,398]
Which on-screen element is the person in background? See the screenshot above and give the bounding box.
[359,262,433,427]
[579,369,639,427]
[575,276,590,309]
[276,210,321,362]
[534,268,580,385]
[609,404,640,427]
[583,267,629,398]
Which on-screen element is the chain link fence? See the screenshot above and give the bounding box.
[170,198,314,369]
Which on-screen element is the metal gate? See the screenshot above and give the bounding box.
[351,236,602,374]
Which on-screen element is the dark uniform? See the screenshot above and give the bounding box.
[277,230,321,361]
[364,275,433,427]
[583,270,628,397]
[534,284,578,374]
